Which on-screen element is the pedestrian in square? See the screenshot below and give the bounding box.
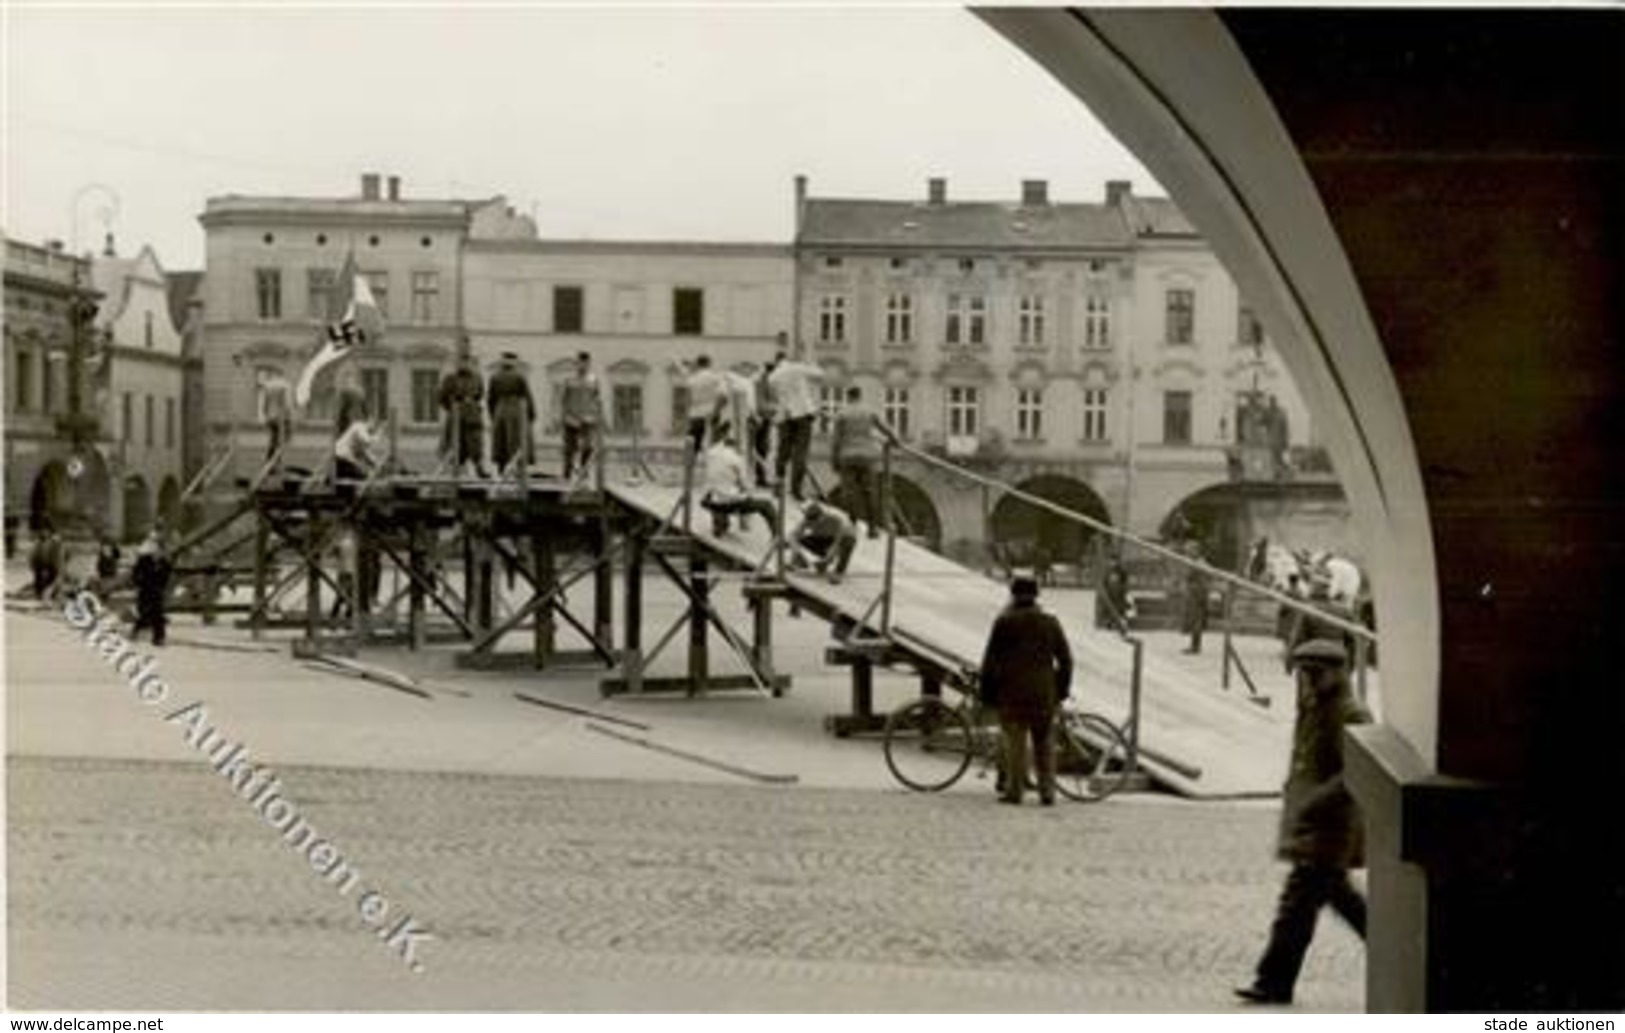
[129,530,173,647]
[1235,637,1370,1005]
[1181,539,1211,654]
[978,575,1073,806]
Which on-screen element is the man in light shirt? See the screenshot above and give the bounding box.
[766,350,825,501]
[678,355,725,456]
[699,428,778,538]
[334,416,387,482]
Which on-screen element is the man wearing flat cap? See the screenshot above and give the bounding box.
[487,351,536,477]
[978,575,1074,806]
[1236,637,1371,1005]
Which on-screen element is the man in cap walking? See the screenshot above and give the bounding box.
[1235,637,1371,1005]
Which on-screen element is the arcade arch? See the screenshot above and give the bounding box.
[989,475,1111,573]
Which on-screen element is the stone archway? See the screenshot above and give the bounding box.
[157,476,182,533]
[989,475,1111,575]
[886,473,941,550]
[979,9,1622,1010]
[29,462,71,533]
[122,475,152,543]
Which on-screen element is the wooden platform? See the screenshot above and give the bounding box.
[608,482,1290,799]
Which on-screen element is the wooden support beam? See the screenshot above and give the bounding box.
[623,530,645,695]
[688,554,709,698]
[534,531,555,666]
[251,514,269,642]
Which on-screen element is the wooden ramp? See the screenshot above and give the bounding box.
[607,481,1290,800]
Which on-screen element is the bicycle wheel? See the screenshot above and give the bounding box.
[1054,710,1132,802]
[883,697,976,792]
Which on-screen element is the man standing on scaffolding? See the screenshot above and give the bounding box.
[439,351,487,478]
[767,349,825,501]
[559,351,602,480]
[488,351,536,478]
[255,367,293,465]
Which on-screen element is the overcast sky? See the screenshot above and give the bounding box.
[3,4,1156,271]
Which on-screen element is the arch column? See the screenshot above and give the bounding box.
[980,7,1622,1010]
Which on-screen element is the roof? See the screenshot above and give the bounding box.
[1121,195,1199,237]
[799,198,1135,251]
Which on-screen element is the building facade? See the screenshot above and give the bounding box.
[3,237,111,540]
[795,176,1347,570]
[91,241,189,539]
[196,173,475,480]
[463,204,791,470]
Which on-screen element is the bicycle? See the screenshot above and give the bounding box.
[882,693,1133,802]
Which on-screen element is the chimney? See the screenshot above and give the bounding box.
[794,174,808,234]
[361,173,381,200]
[1106,180,1133,207]
[1021,179,1049,206]
[928,177,947,205]
[103,232,117,257]
[387,175,401,201]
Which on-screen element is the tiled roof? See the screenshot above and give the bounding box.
[799,199,1135,251]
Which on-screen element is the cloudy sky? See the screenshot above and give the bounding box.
[4,4,1156,270]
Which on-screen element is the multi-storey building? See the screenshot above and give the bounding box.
[90,240,188,538]
[196,173,475,479]
[463,204,791,469]
[3,237,111,540]
[795,176,1345,569]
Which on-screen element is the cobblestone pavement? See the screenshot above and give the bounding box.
[7,756,1363,1012]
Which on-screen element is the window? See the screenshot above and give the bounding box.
[823,256,844,269]
[946,295,984,345]
[14,350,31,411]
[43,354,56,413]
[884,294,914,344]
[1015,388,1044,440]
[411,272,439,324]
[1082,388,1109,442]
[957,257,976,273]
[255,268,282,320]
[144,395,154,447]
[144,310,154,349]
[1165,288,1195,345]
[673,288,704,335]
[1163,390,1193,444]
[364,271,389,319]
[670,384,691,434]
[121,392,132,442]
[816,384,843,435]
[411,369,441,424]
[1018,295,1046,346]
[361,368,389,420]
[1238,305,1266,347]
[165,397,176,448]
[889,257,908,270]
[307,268,336,319]
[818,295,848,343]
[947,386,980,437]
[553,285,584,333]
[612,384,644,435]
[1084,295,1112,350]
[882,386,911,439]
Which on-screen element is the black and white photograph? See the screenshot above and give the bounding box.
[3,2,1621,1019]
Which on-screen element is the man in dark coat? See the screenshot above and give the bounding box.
[1236,637,1371,1005]
[978,575,1074,806]
[129,531,173,647]
[438,355,487,477]
[1180,540,1211,654]
[486,352,536,475]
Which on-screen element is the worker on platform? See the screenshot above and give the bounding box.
[699,427,778,538]
[766,350,825,502]
[788,500,856,584]
[332,365,369,440]
[487,351,536,477]
[559,350,603,480]
[439,352,487,478]
[676,355,726,457]
[830,384,897,539]
[334,415,387,483]
[256,367,294,465]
